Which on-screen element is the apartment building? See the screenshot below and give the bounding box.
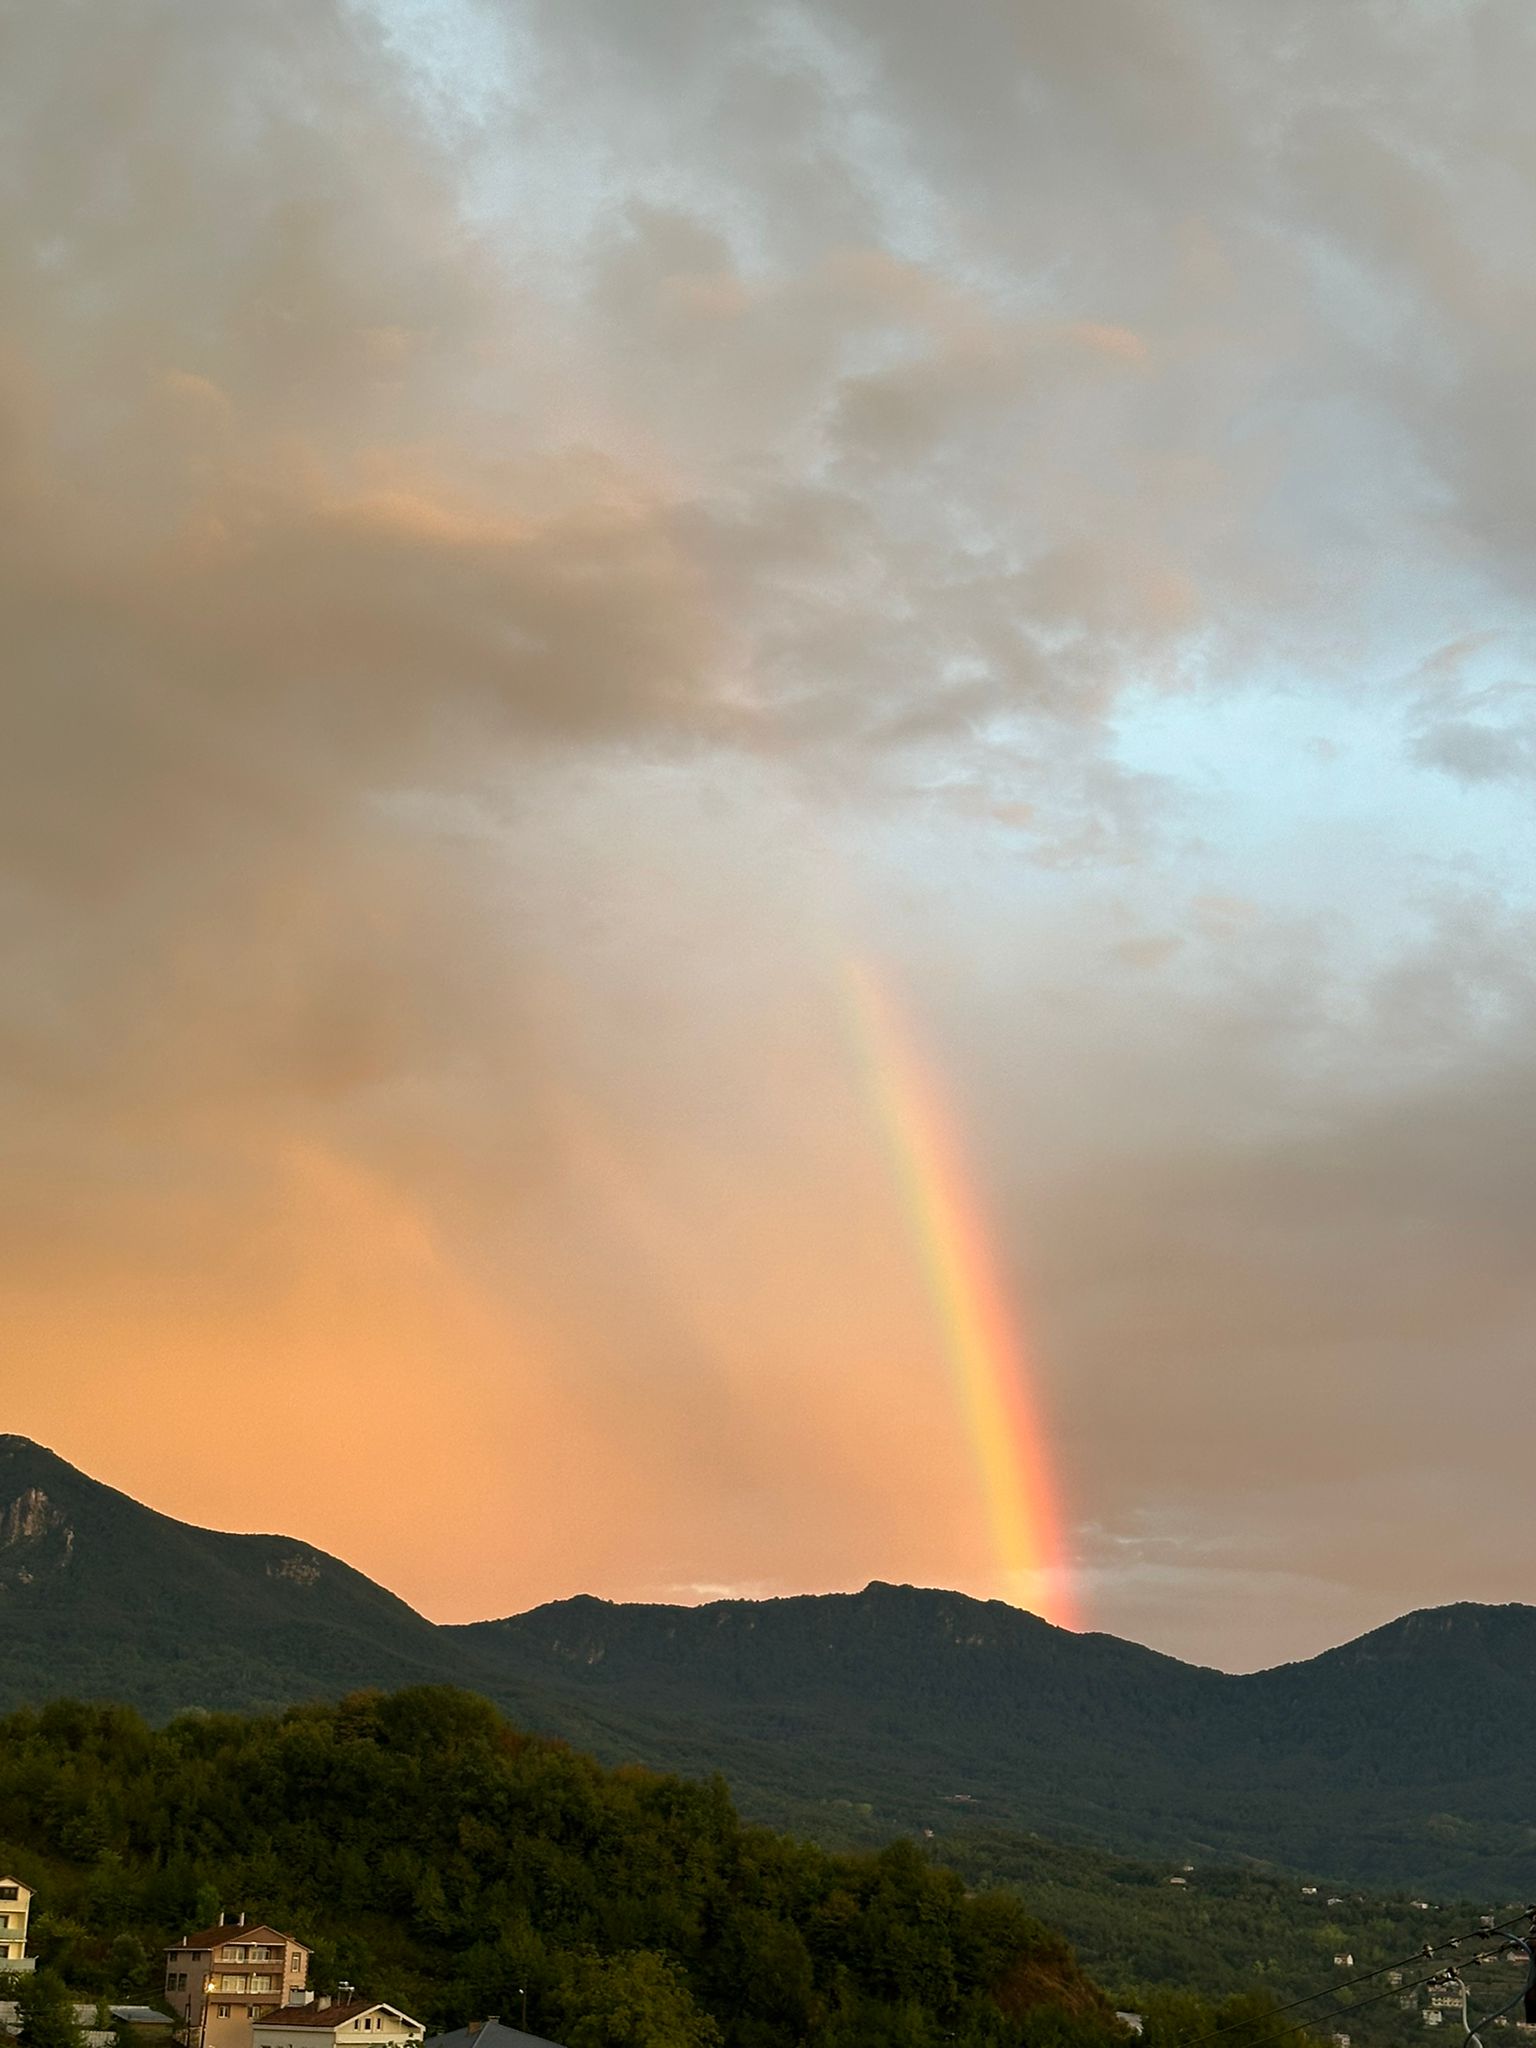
[0,1878,34,1974]
[164,1914,310,2048]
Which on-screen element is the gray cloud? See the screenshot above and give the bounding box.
[8,0,1536,1657]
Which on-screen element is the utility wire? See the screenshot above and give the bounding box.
[1453,1931,1536,2048]
[1192,1942,1517,2048]
[1262,1958,1490,2047]
[1293,1936,1533,2048]
[1179,1914,1536,2048]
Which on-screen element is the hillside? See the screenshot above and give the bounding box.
[935,1826,1534,2041]
[0,1689,1115,2048]
[4,1436,1534,1896]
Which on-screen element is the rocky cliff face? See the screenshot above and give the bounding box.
[0,1481,76,1592]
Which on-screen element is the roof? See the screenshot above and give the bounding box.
[254,2005,419,2032]
[109,2010,176,2028]
[0,1878,32,1894]
[424,2023,567,2048]
[167,1926,305,1954]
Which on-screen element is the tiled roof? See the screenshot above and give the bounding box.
[254,2006,417,2032]
[167,1926,305,1953]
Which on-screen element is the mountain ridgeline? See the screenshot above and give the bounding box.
[2,1436,1531,1894]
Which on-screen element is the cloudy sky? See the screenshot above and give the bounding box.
[7,0,1536,1671]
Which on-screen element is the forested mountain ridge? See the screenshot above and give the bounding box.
[453,1589,1536,1891]
[5,1436,1534,1895]
[0,1435,475,1706]
[0,1437,615,1749]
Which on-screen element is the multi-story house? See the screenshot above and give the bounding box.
[0,1876,34,1973]
[164,1914,311,2048]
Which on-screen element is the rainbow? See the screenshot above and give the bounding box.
[842,960,1078,1630]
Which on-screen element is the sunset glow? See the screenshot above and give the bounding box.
[12,0,1536,1674]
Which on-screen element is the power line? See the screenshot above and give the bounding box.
[1443,1933,1536,2048]
[1286,1936,1534,2048]
[1196,1941,1520,2048]
[1179,1915,1536,2048]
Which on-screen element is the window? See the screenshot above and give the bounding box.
[217,2008,231,2021]
[251,1978,275,1994]
[0,1887,18,1900]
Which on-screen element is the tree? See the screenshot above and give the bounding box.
[559,1951,723,2048]
[106,1936,148,1998]
[14,1971,84,2048]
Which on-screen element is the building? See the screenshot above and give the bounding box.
[1114,2015,1146,2038]
[96,2010,178,2046]
[1334,1955,1354,1969]
[0,2002,176,2046]
[164,1915,310,2048]
[423,2022,567,2048]
[0,1877,34,1973]
[1423,2013,1444,2029]
[252,2000,423,2048]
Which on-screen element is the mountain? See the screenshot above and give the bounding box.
[0,1433,481,1709]
[454,1587,1536,1891]
[0,1434,613,1743]
[3,1435,1532,1895]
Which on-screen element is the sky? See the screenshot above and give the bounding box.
[6,0,1536,1672]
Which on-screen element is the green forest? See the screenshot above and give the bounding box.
[0,1689,1335,2048]
[936,1827,1532,2048]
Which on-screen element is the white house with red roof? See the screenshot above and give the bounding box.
[252,1999,424,2048]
